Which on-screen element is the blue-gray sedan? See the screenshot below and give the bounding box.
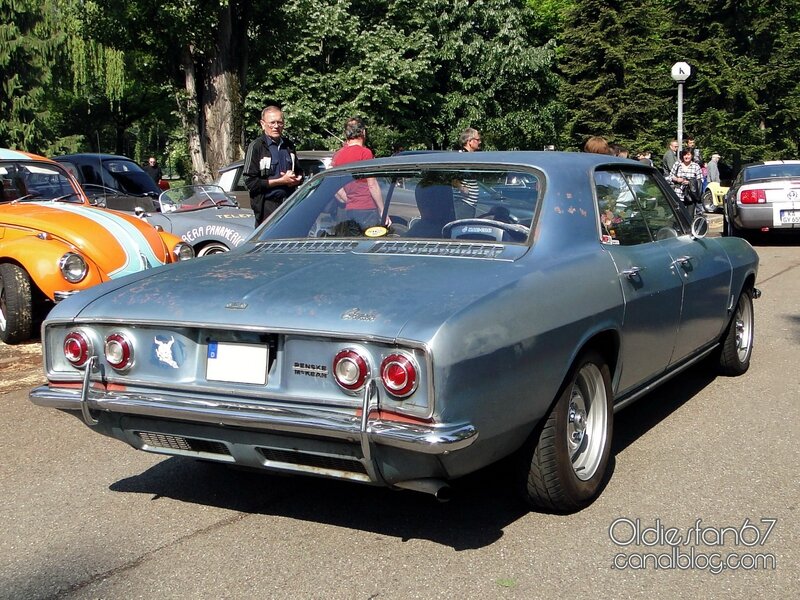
[30,152,759,512]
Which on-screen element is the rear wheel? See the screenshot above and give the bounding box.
[522,351,613,512]
[196,242,229,257]
[0,263,34,344]
[723,213,752,242]
[701,189,716,213]
[717,289,754,376]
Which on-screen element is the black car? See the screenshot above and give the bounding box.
[55,154,163,203]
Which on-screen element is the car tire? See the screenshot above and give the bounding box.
[717,289,754,376]
[522,350,613,512]
[196,242,229,257]
[0,263,34,345]
[701,189,716,213]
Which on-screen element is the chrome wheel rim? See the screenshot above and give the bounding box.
[197,244,228,257]
[0,281,6,331]
[735,294,754,363]
[567,363,608,481]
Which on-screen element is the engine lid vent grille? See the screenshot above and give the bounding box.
[251,240,359,254]
[369,240,506,259]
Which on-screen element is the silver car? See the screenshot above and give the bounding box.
[723,160,800,240]
[30,152,759,512]
[216,150,333,206]
[56,154,255,256]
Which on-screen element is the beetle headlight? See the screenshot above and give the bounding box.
[59,252,88,283]
[173,242,195,261]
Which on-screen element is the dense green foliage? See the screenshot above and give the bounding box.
[1,0,798,178]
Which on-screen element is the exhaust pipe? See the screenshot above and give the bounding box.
[394,478,452,502]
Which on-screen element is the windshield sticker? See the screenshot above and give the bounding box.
[364,226,388,238]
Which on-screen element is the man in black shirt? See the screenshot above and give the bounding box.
[243,106,303,226]
[142,157,163,184]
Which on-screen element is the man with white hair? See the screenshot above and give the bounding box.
[707,153,721,184]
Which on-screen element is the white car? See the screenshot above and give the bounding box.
[216,151,333,207]
[723,160,800,240]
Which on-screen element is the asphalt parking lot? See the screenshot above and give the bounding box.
[0,230,797,599]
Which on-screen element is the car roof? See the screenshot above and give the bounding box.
[0,148,54,163]
[54,153,138,162]
[326,150,644,171]
[218,151,335,173]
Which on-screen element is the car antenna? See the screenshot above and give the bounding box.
[95,131,108,207]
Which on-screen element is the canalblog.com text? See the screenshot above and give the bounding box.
[609,517,778,575]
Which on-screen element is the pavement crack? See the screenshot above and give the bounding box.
[48,512,249,599]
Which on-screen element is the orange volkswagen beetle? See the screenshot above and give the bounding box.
[0,149,194,344]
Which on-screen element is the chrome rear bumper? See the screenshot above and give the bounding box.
[29,383,478,456]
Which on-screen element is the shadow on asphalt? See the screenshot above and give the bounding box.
[109,363,719,550]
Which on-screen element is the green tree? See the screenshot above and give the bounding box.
[0,0,63,151]
[249,0,562,154]
[558,0,676,154]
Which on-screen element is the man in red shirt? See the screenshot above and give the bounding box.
[331,117,388,229]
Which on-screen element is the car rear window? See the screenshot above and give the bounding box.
[0,161,80,203]
[257,167,541,244]
[744,164,800,181]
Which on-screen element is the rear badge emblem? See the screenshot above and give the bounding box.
[788,190,798,201]
[154,336,179,369]
[225,302,248,310]
[342,308,377,321]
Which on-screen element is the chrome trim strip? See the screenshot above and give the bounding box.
[43,318,421,346]
[29,385,478,454]
[54,290,80,302]
[613,344,717,412]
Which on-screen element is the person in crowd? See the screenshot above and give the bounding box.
[670,148,703,218]
[707,153,721,184]
[142,157,163,184]
[610,144,630,159]
[637,150,653,167]
[685,135,702,164]
[662,139,679,177]
[453,127,482,206]
[459,128,482,152]
[330,116,388,229]
[584,136,614,155]
[243,106,303,226]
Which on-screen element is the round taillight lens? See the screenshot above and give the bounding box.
[380,353,418,398]
[105,333,133,370]
[332,349,370,392]
[63,331,92,367]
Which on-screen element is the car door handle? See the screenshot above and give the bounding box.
[673,256,692,268]
[621,266,642,279]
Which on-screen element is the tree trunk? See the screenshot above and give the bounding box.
[180,48,209,183]
[184,2,249,183]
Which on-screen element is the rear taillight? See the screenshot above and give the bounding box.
[64,330,92,367]
[105,333,133,371]
[380,353,419,398]
[740,189,767,204]
[332,349,370,392]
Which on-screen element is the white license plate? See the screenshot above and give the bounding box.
[780,210,800,224]
[206,342,268,385]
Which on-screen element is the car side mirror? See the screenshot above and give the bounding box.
[691,215,708,238]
